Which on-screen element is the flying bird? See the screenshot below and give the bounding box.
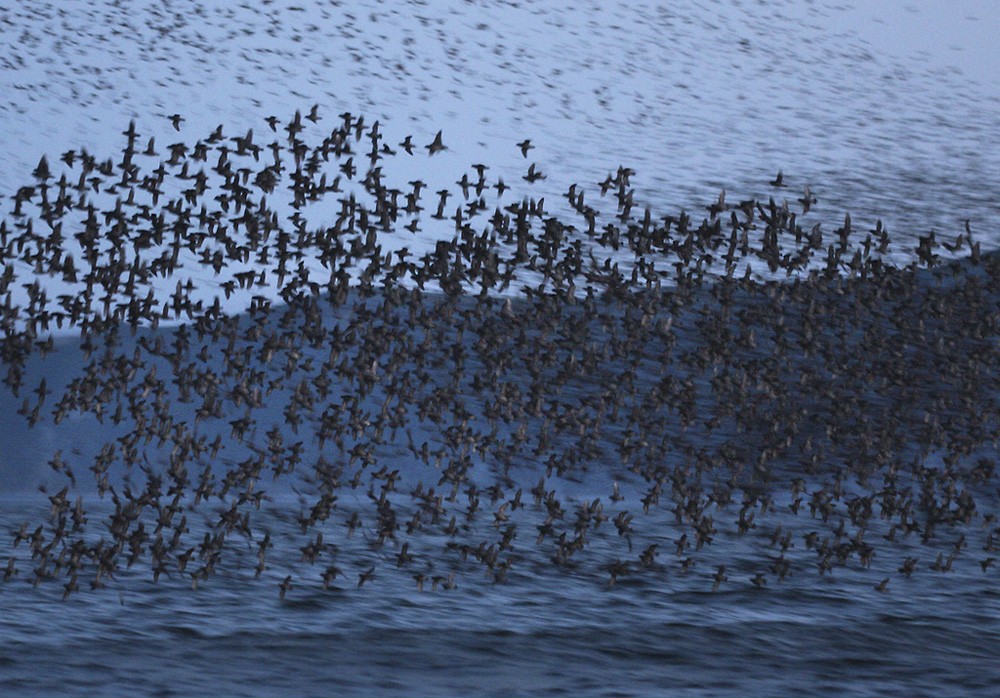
[426,130,446,155]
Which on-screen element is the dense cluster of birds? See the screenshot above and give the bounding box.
[1,106,998,600]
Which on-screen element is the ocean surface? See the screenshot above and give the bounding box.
[1,501,998,698]
[2,497,999,697]
[3,267,1000,697]
[2,1,1000,696]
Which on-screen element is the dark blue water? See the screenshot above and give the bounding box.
[3,260,1000,696]
[3,0,1000,692]
[3,489,999,697]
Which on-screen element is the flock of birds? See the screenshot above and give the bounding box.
[1,106,998,599]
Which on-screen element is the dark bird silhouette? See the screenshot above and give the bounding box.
[426,130,446,155]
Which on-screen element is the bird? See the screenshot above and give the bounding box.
[798,185,816,214]
[322,566,343,589]
[523,163,545,183]
[426,130,446,155]
[3,105,998,608]
[278,575,292,600]
[712,565,727,591]
[707,190,726,217]
[358,566,376,588]
[611,481,624,502]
